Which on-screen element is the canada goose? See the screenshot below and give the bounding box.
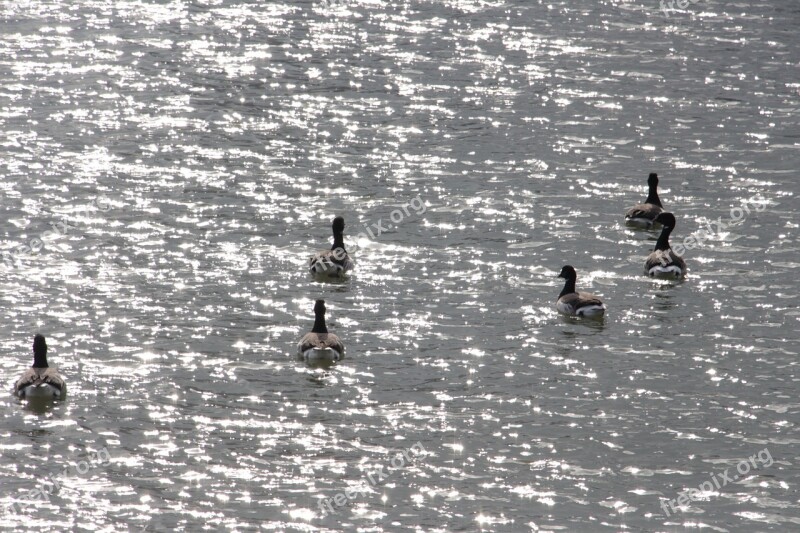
[625,173,664,228]
[644,212,687,279]
[14,334,66,400]
[297,299,345,365]
[309,216,354,278]
[556,265,606,318]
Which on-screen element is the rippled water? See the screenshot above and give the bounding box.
[1,0,798,531]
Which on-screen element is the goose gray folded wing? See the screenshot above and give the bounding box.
[297,332,345,355]
[625,203,662,221]
[15,368,65,395]
[562,292,605,311]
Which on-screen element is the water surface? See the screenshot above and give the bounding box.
[1,0,798,531]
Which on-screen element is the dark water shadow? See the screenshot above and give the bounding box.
[303,366,343,387]
[310,273,353,286]
[20,396,63,415]
[558,314,607,332]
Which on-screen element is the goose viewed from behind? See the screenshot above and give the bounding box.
[556,265,606,318]
[297,299,345,366]
[625,173,664,229]
[14,334,66,400]
[309,216,354,278]
[644,212,687,279]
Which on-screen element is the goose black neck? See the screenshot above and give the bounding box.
[559,276,577,298]
[33,352,48,368]
[33,335,48,367]
[331,231,345,251]
[654,225,673,251]
[645,185,662,207]
[312,312,328,334]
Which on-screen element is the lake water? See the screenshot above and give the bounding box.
[1,0,798,531]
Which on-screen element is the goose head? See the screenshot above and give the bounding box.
[558,265,577,281]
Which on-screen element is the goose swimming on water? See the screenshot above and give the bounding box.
[309,216,354,278]
[556,265,606,318]
[625,173,664,229]
[297,299,345,366]
[14,334,66,400]
[644,212,687,279]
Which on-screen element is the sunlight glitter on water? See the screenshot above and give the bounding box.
[1,0,798,531]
